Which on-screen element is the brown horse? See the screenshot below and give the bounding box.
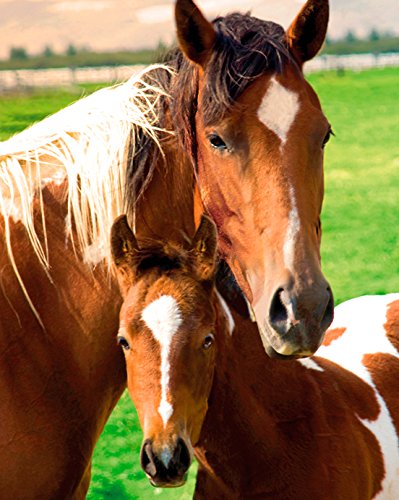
[130,0,335,358]
[1,0,332,494]
[112,215,399,498]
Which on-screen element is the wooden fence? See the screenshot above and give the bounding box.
[1,53,399,91]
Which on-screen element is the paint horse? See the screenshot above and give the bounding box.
[112,214,399,498]
[1,0,333,494]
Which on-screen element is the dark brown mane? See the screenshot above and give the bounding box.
[201,13,290,124]
[124,12,291,212]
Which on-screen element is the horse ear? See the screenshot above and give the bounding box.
[286,0,329,66]
[111,215,138,267]
[192,214,218,281]
[175,0,216,68]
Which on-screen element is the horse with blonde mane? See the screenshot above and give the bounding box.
[112,214,399,498]
[1,0,333,494]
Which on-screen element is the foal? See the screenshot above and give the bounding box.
[112,215,399,498]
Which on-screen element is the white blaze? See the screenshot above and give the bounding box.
[257,77,300,146]
[141,295,182,427]
[283,186,301,273]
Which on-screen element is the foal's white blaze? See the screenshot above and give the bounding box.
[283,186,301,274]
[317,294,399,495]
[257,77,300,146]
[141,295,183,427]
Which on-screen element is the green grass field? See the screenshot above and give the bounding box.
[1,67,398,498]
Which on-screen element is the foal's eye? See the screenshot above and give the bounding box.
[117,335,130,350]
[322,128,334,148]
[202,334,215,350]
[208,133,228,151]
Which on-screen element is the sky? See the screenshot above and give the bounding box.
[0,0,397,59]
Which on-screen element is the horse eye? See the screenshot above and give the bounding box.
[117,335,130,350]
[209,133,228,151]
[322,128,334,148]
[202,334,215,350]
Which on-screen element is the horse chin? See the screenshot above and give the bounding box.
[258,322,322,360]
[149,474,188,488]
[264,343,299,360]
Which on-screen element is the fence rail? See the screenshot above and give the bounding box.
[1,53,399,91]
[305,52,399,72]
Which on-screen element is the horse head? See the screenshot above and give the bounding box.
[173,0,334,358]
[111,214,221,487]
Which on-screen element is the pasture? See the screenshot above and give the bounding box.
[1,67,398,498]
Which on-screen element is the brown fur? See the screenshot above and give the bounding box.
[127,0,334,357]
[115,231,394,498]
[323,327,346,346]
[385,300,399,352]
[193,317,387,499]
[0,0,333,491]
[0,183,125,497]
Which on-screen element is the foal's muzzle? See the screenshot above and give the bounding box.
[140,438,191,487]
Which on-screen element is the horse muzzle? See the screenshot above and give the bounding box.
[254,282,334,358]
[140,437,192,488]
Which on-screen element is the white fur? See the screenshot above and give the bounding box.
[316,294,399,496]
[118,321,126,336]
[83,241,107,266]
[216,291,235,336]
[0,64,172,324]
[257,77,300,146]
[297,357,324,372]
[141,295,182,427]
[283,186,301,274]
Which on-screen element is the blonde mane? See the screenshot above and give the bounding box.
[0,65,172,324]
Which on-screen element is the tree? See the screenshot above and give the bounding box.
[9,47,28,60]
[43,45,55,57]
[66,44,77,56]
[344,30,357,43]
[368,29,380,42]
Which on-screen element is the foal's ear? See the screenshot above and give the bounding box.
[286,0,329,66]
[110,215,138,267]
[175,0,216,68]
[192,214,218,281]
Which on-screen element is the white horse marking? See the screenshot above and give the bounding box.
[216,291,235,336]
[297,358,324,372]
[257,77,300,146]
[283,186,300,274]
[317,294,399,495]
[141,295,182,427]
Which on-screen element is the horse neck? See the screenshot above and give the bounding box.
[0,183,125,494]
[196,302,310,490]
[133,136,197,244]
[0,180,125,423]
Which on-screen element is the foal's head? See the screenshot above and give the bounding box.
[111,215,220,487]
[173,0,333,357]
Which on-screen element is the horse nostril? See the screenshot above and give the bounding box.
[321,287,334,331]
[140,439,157,478]
[269,288,288,334]
[174,438,191,472]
